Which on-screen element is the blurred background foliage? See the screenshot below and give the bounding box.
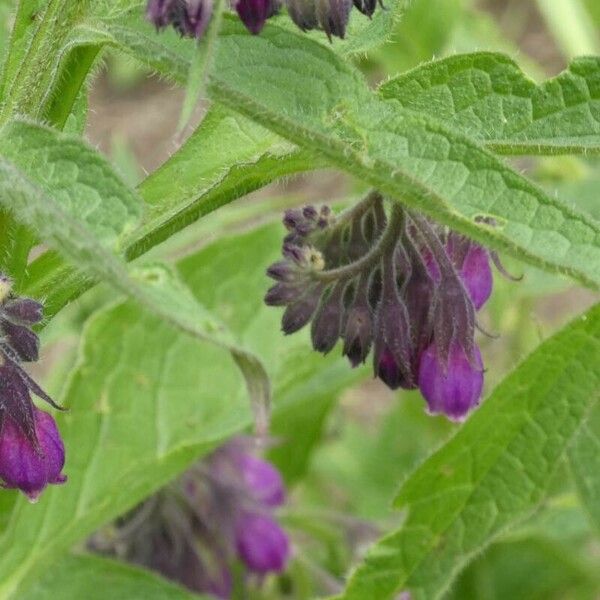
[14,0,600,597]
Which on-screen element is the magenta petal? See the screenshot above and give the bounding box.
[235,512,290,574]
[460,246,492,310]
[0,408,66,501]
[237,453,285,507]
[418,342,483,422]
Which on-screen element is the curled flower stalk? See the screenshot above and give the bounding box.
[265,194,515,422]
[90,438,290,598]
[0,274,66,501]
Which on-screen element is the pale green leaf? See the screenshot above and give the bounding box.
[569,403,600,533]
[340,304,600,600]
[379,52,600,155]
[21,554,203,600]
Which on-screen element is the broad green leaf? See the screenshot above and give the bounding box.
[0,222,358,598]
[203,27,600,289]
[569,403,600,533]
[340,304,600,600]
[21,554,202,600]
[379,53,600,155]
[0,120,143,249]
[0,119,271,432]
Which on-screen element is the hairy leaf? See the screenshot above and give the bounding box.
[203,27,600,289]
[569,403,600,533]
[379,53,600,155]
[21,554,202,600]
[0,222,357,598]
[341,304,600,600]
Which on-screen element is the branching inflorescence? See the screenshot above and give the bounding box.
[91,438,289,598]
[265,193,514,422]
[147,0,382,40]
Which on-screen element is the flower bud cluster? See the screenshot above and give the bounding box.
[93,438,289,598]
[0,274,66,501]
[147,0,383,39]
[265,194,511,422]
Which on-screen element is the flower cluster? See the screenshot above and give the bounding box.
[92,438,289,598]
[147,0,381,39]
[0,274,66,501]
[265,193,514,422]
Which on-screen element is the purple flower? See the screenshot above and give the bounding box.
[316,0,353,39]
[236,453,285,507]
[235,512,290,574]
[2,298,44,324]
[455,244,492,311]
[233,0,279,34]
[0,407,66,502]
[175,0,213,38]
[418,341,483,421]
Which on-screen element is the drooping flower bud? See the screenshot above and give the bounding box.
[445,233,492,310]
[146,0,179,28]
[235,512,290,574]
[174,0,213,38]
[236,452,285,507]
[418,341,483,421]
[0,407,66,502]
[311,281,346,354]
[0,320,39,362]
[342,275,373,367]
[286,0,319,31]
[2,298,44,324]
[316,0,353,39]
[233,0,279,34]
[353,0,376,16]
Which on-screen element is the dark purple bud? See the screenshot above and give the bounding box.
[264,282,304,306]
[146,0,177,28]
[372,253,416,390]
[316,0,353,39]
[237,453,285,507]
[446,233,492,310]
[281,285,323,334]
[235,512,290,574]
[283,209,304,231]
[303,205,318,220]
[343,276,372,367]
[311,282,345,354]
[0,407,66,502]
[234,0,277,33]
[418,341,483,421]
[286,0,319,32]
[458,245,492,310]
[1,320,39,362]
[353,0,376,16]
[176,0,213,38]
[266,261,297,282]
[2,298,44,324]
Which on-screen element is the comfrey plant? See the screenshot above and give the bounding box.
[265,194,513,421]
[0,275,66,502]
[0,1,598,599]
[91,439,289,598]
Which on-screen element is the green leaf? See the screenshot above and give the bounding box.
[21,554,203,600]
[340,304,600,600]
[0,118,271,433]
[379,52,600,155]
[0,120,143,249]
[0,221,358,598]
[569,403,600,533]
[202,27,600,289]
